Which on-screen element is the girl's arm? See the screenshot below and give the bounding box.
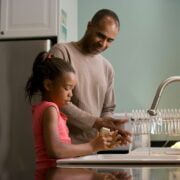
[42,106,116,159]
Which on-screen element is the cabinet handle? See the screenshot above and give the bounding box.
[0,31,4,35]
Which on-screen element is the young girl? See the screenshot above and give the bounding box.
[25,52,121,167]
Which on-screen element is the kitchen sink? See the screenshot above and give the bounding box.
[56,147,180,166]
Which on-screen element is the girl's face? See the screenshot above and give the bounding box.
[45,72,77,107]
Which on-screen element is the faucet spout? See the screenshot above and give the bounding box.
[147,76,180,116]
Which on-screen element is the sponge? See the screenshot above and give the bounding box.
[100,127,110,136]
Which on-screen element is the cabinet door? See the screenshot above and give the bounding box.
[0,0,58,39]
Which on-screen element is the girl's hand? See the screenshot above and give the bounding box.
[90,130,122,152]
[108,130,123,148]
[94,117,131,145]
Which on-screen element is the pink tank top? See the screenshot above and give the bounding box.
[32,101,71,168]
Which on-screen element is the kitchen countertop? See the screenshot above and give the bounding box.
[2,162,180,179]
[36,166,180,180]
[3,148,180,179]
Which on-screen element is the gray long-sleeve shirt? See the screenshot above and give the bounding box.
[49,42,116,143]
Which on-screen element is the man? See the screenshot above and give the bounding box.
[49,9,131,145]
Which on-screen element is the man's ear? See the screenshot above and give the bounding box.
[43,79,52,91]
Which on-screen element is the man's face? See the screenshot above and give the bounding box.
[84,16,119,55]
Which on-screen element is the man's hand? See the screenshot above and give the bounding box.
[94,116,131,145]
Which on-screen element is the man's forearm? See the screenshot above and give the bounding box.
[61,102,97,130]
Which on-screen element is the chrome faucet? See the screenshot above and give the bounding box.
[147,76,180,116]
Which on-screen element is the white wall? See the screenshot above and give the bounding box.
[78,0,180,141]
[78,0,180,113]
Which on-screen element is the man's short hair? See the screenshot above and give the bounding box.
[91,9,120,29]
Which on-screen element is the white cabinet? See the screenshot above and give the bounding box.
[0,0,58,39]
